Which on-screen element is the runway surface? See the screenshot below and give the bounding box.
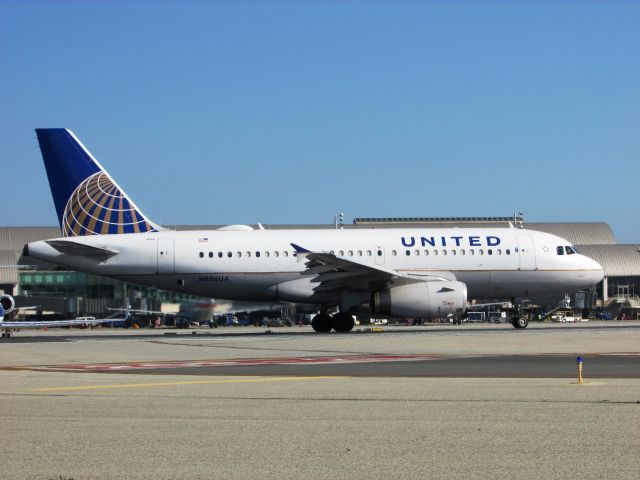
[56,353,640,378]
[12,352,640,378]
[2,322,640,479]
[2,322,640,378]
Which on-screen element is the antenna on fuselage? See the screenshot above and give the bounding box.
[513,211,524,228]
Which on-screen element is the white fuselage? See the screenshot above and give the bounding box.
[27,227,604,307]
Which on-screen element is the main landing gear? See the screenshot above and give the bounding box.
[1,331,12,338]
[511,315,529,329]
[311,312,355,333]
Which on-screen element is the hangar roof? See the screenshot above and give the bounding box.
[525,222,616,246]
[575,244,640,277]
[0,226,60,251]
[0,250,19,284]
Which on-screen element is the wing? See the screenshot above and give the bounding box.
[466,301,512,310]
[1,318,123,329]
[107,308,164,315]
[290,243,454,294]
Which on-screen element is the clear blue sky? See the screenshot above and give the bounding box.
[2,1,639,242]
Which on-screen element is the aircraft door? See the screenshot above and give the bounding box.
[375,246,385,265]
[157,238,175,274]
[516,235,536,270]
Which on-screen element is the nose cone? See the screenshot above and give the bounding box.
[592,258,605,283]
[583,255,605,285]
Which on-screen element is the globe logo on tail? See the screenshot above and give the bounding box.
[62,172,156,236]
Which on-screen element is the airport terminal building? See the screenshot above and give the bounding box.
[1,219,639,319]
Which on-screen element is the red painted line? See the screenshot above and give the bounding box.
[47,353,447,372]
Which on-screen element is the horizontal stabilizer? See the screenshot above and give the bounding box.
[46,240,118,259]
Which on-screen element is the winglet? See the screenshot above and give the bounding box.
[290,243,311,253]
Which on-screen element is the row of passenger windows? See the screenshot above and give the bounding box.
[199,251,295,259]
[394,248,511,257]
[324,249,511,257]
[197,248,512,259]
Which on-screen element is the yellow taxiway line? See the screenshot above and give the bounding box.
[26,376,343,393]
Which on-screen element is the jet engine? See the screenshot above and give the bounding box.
[371,281,467,318]
[0,294,15,314]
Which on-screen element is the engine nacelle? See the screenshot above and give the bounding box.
[0,294,16,314]
[371,281,467,318]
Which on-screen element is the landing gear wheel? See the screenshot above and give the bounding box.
[332,313,355,333]
[311,314,333,333]
[512,316,529,329]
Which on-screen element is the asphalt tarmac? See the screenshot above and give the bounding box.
[2,322,639,479]
[88,353,639,378]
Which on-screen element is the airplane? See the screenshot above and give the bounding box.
[24,128,605,333]
[171,298,305,328]
[0,293,123,338]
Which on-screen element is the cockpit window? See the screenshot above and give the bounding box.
[565,246,576,255]
[556,246,564,256]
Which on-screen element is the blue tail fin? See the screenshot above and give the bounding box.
[35,128,161,236]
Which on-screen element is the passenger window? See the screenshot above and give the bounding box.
[348,250,353,257]
[218,252,223,258]
[506,249,510,255]
[227,251,232,258]
[274,251,280,258]
[460,249,466,256]
[339,250,344,257]
[470,249,475,255]
[424,250,429,256]
[406,250,411,256]
[479,249,484,255]
[265,251,270,258]
[557,246,564,256]
[434,250,439,256]
[246,251,251,258]
[451,250,457,256]
[209,252,213,258]
[497,249,502,255]
[237,252,242,258]
[488,249,493,255]
[283,251,289,257]
[415,250,420,256]
[392,250,397,256]
[199,252,204,258]
[367,250,372,256]
[377,250,381,256]
[442,250,447,256]
[256,251,261,258]
[357,250,363,256]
